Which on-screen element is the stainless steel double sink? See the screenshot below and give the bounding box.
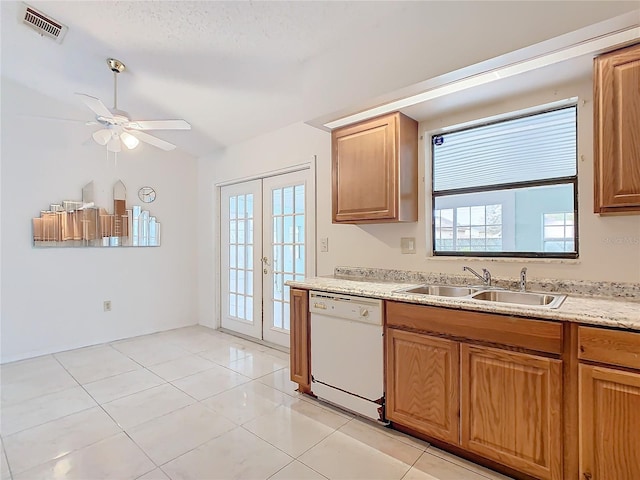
[396,284,567,309]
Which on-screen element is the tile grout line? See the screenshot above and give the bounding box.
[289,417,354,461]
[168,373,252,402]
[0,382,80,411]
[398,445,428,480]
[154,423,245,471]
[0,388,96,438]
[265,456,330,480]
[1,436,14,480]
[7,431,127,478]
[423,448,509,480]
[235,424,297,463]
[264,458,298,480]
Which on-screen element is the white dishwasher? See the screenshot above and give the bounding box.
[309,290,385,422]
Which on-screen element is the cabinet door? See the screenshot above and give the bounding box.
[332,114,397,222]
[594,43,640,213]
[461,344,562,480]
[580,364,640,480]
[385,328,459,443]
[289,288,310,392]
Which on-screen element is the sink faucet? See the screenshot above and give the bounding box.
[463,266,492,287]
[520,267,528,292]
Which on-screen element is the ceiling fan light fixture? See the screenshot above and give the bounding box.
[92,128,111,146]
[121,131,140,150]
[78,57,190,153]
[107,135,122,153]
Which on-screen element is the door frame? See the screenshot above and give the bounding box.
[213,158,317,340]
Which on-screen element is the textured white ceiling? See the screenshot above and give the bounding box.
[1,1,638,157]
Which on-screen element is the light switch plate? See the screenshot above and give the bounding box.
[401,237,416,254]
[320,237,329,252]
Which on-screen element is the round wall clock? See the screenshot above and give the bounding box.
[138,186,156,203]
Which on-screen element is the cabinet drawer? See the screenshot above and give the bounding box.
[386,301,563,354]
[578,326,640,370]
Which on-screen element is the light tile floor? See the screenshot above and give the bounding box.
[0,326,513,480]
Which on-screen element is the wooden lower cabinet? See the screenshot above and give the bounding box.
[385,328,459,444]
[289,288,310,392]
[579,364,640,480]
[460,344,563,480]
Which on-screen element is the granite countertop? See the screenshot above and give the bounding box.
[287,274,640,332]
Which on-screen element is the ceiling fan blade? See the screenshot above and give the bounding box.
[92,129,112,146]
[128,130,176,151]
[19,114,95,124]
[75,93,112,118]
[127,119,191,131]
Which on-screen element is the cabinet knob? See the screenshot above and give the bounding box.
[583,472,592,480]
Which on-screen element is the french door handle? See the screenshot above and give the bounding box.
[261,256,271,266]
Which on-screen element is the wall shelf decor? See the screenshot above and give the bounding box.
[32,181,161,247]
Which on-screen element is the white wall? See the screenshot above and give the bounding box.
[1,78,199,363]
[196,123,329,328]
[198,75,639,329]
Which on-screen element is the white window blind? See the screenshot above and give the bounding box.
[433,106,577,192]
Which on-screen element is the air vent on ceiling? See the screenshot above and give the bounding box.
[20,3,68,43]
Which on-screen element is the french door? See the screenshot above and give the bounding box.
[220,169,313,348]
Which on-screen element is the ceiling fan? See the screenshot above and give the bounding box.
[76,58,190,153]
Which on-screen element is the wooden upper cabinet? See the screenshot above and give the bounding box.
[332,112,418,223]
[594,43,640,214]
[580,365,640,480]
[461,344,563,480]
[289,288,310,393]
[385,328,460,444]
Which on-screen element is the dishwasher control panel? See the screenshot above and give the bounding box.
[309,291,382,325]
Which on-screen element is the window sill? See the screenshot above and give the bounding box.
[425,256,580,265]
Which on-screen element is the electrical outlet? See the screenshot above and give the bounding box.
[103,300,112,312]
[320,237,329,252]
[401,237,416,254]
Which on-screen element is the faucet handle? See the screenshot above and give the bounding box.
[481,268,492,286]
[520,267,528,291]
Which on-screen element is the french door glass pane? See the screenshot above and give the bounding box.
[228,193,254,322]
[294,215,304,242]
[270,184,305,333]
[273,189,282,215]
[274,301,283,329]
[295,185,305,213]
[283,187,294,214]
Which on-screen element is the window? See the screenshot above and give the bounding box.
[543,212,574,252]
[435,204,503,252]
[431,105,578,258]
